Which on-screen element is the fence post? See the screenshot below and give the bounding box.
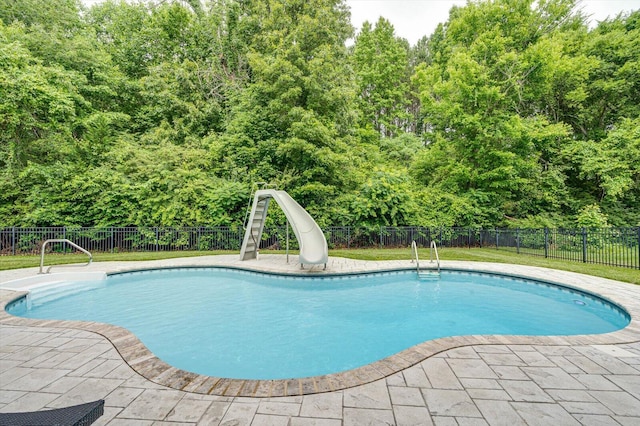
[347,227,350,249]
[479,228,482,249]
[495,228,499,250]
[468,228,471,249]
[155,227,159,252]
[637,227,640,270]
[379,227,383,248]
[582,227,587,263]
[516,228,520,254]
[544,227,549,258]
[12,226,16,255]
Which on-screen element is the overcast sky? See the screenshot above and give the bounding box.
[80,0,639,45]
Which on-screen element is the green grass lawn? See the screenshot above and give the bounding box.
[330,248,640,285]
[1,248,638,285]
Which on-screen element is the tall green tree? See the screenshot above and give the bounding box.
[0,0,81,29]
[411,0,581,226]
[86,0,152,78]
[216,0,358,216]
[1,0,638,228]
[1,0,131,225]
[562,117,640,225]
[581,10,640,140]
[353,18,411,137]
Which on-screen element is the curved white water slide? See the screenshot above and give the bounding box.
[240,190,329,268]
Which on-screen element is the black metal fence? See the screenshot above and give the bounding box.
[487,227,640,270]
[1,226,638,269]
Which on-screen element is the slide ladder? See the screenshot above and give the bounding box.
[240,189,328,269]
[241,195,271,260]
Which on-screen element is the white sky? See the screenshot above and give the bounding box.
[80,0,640,45]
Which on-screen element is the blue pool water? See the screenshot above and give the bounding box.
[6,268,629,379]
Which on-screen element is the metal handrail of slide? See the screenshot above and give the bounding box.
[243,182,267,231]
[40,239,92,274]
[430,240,440,273]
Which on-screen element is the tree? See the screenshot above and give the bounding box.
[411,0,581,226]
[0,0,81,29]
[0,26,79,170]
[563,118,640,225]
[353,18,411,137]
[581,10,640,140]
[217,0,359,210]
[2,0,638,228]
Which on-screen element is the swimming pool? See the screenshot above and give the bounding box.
[6,268,630,380]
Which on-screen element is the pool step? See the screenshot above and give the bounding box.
[418,270,441,280]
[29,281,103,305]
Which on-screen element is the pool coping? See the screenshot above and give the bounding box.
[1,255,639,398]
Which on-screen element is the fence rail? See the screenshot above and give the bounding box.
[1,226,638,269]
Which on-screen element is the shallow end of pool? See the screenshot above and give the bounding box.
[0,271,106,292]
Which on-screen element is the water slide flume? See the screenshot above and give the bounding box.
[240,189,329,269]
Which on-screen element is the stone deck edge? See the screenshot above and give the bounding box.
[1,260,639,398]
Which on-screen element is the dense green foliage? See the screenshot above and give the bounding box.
[1,0,638,228]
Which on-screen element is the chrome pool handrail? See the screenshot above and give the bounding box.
[40,239,92,274]
[430,240,440,273]
[411,240,420,272]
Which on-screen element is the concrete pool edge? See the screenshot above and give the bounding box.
[1,255,639,398]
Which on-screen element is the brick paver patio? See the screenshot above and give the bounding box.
[1,255,639,425]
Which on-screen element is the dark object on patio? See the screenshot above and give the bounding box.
[0,399,104,426]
